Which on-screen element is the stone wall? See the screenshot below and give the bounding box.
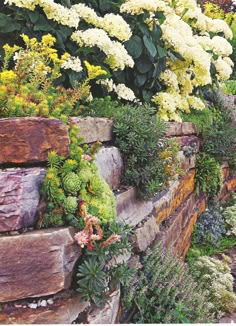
[0,117,235,324]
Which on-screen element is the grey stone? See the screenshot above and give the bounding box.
[87,288,120,324]
[70,116,113,143]
[134,216,159,252]
[95,146,123,190]
[0,168,46,232]
[0,291,89,324]
[0,227,81,302]
[116,187,153,226]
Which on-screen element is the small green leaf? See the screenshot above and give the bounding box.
[125,35,143,59]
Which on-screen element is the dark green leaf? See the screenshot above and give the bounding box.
[0,13,21,33]
[125,35,143,59]
[143,35,157,57]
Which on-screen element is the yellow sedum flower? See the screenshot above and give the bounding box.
[84,61,107,80]
[0,70,17,83]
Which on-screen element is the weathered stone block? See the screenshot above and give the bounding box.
[0,290,89,324]
[173,195,206,258]
[161,193,199,249]
[0,228,80,302]
[154,170,195,225]
[116,187,153,226]
[226,175,236,192]
[177,151,196,172]
[0,168,46,232]
[0,118,69,164]
[95,147,123,190]
[176,135,200,153]
[134,216,159,252]
[86,289,120,324]
[70,117,113,143]
[165,122,197,137]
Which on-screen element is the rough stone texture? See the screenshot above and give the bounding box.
[175,135,200,153]
[95,147,123,190]
[177,151,196,172]
[0,118,69,164]
[0,290,89,324]
[161,193,199,249]
[116,187,153,226]
[173,195,206,258]
[70,117,113,143]
[134,216,159,252]
[86,289,120,324]
[219,314,236,324]
[0,168,46,232]
[226,174,236,192]
[0,228,81,302]
[154,170,196,225]
[165,122,197,137]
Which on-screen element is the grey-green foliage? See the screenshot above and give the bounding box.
[123,242,216,324]
[84,97,168,199]
[193,205,226,246]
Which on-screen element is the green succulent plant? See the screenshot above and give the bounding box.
[63,196,78,215]
[63,172,81,194]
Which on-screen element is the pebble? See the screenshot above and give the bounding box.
[14,304,22,308]
[40,300,47,307]
[28,303,37,309]
[9,231,20,236]
[47,298,54,305]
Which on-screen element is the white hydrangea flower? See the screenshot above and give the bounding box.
[113,83,137,101]
[71,28,134,71]
[61,56,83,73]
[214,56,233,80]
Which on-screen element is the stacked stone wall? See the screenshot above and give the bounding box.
[0,117,235,324]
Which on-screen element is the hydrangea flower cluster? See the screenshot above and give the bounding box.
[121,0,233,121]
[4,0,133,72]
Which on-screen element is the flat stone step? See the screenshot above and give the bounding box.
[0,227,80,303]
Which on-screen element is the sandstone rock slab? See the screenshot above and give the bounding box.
[95,147,123,190]
[116,187,153,226]
[134,216,159,252]
[154,170,195,225]
[0,227,80,302]
[0,118,69,164]
[0,168,46,232]
[70,117,113,143]
[165,122,197,137]
[86,289,120,324]
[0,290,89,324]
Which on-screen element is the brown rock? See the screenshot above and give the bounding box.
[165,122,197,137]
[70,117,113,143]
[95,147,123,190]
[116,187,153,226]
[0,118,69,164]
[0,168,46,232]
[86,289,120,324]
[177,151,196,172]
[0,290,89,324]
[154,170,195,225]
[0,228,80,302]
[173,195,206,258]
[134,216,159,252]
[161,193,199,249]
[226,175,236,192]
